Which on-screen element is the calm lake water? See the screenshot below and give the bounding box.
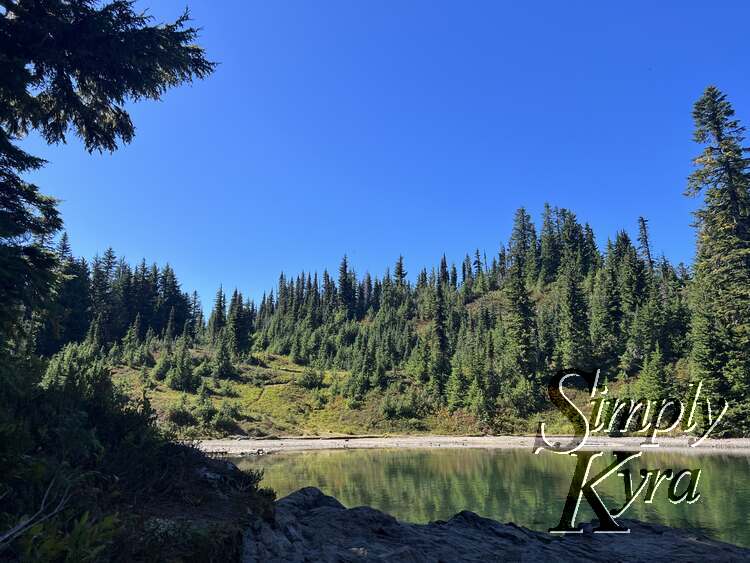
[233,448,750,547]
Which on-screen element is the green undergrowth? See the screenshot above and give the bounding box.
[113,351,656,439]
[0,346,274,562]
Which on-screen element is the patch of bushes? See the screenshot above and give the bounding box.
[310,389,328,409]
[167,394,197,427]
[194,360,212,379]
[214,379,239,397]
[193,387,218,426]
[0,342,272,560]
[296,368,324,389]
[212,401,242,433]
[151,353,172,381]
[166,338,200,392]
[166,387,244,435]
[380,384,433,420]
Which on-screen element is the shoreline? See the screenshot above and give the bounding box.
[243,487,750,561]
[197,434,750,456]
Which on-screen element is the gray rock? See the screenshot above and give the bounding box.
[242,487,750,562]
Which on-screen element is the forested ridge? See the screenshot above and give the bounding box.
[39,207,689,425]
[33,86,750,436]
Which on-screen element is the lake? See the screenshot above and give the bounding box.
[232,447,750,547]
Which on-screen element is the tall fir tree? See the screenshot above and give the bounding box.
[637,217,655,272]
[589,247,623,374]
[501,261,537,381]
[207,287,227,342]
[338,255,355,317]
[539,203,560,285]
[687,87,750,410]
[428,281,451,394]
[212,329,236,379]
[555,253,591,370]
[637,345,671,403]
[394,255,407,287]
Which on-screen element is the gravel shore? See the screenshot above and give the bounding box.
[197,435,750,456]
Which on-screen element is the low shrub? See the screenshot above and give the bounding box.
[296,368,324,389]
[151,353,172,381]
[167,394,196,427]
[211,401,242,433]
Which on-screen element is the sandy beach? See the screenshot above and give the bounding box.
[197,435,750,456]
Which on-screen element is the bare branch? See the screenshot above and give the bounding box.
[0,476,73,550]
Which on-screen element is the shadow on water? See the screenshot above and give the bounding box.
[232,448,750,547]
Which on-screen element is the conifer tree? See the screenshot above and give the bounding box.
[56,232,72,260]
[207,287,226,342]
[501,262,537,380]
[466,376,486,419]
[167,336,198,392]
[582,223,600,274]
[164,306,176,341]
[122,314,142,366]
[226,289,244,358]
[539,203,560,285]
[509,207,536,281]
[445,368,467,411]
[86,315,103,350]
[394,255,407,287]
[36,250,92,355]
[614,232,645,318]
[473,249,483,278]
[637,217,654,272]
[151,351,172,382]
[439,255,449,287]
[461,255,474,292]
[89,252,114,342]
[589,247,623,374]
[555,254,591,369]
[190,291,205,341]
[637,345,670,403]
[338,255,355,317]
[406,337,431,384]
[620,296,658,376]
[0,3,216,470]
[211,330,236,379]
[428,281,451,393]
[687,86,750,405]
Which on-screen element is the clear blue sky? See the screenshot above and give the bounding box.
[22,0,750,306]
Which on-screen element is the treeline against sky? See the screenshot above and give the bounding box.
[32,86,750,433]
[40,205,691,423]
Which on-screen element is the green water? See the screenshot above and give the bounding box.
[233,448,750,547]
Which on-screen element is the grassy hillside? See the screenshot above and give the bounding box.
[112,348,639,439]
[114,350,487,438]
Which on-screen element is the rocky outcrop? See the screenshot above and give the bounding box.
[242,487,749,562]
